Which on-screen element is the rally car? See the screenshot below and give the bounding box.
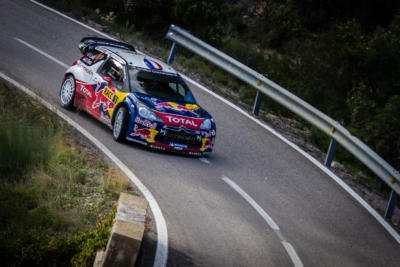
[59,37,216,155]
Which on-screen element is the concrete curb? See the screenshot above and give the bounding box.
[94,193,148,267]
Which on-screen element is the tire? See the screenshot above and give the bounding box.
[60,75,76,109]
[113,106,128,142]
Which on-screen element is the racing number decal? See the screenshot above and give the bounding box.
[103,86,119,104]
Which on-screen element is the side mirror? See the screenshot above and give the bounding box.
[103,76,112,86]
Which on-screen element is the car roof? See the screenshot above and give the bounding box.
[97,46,177,75]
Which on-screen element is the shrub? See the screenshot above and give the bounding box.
[0,192,116,267]
[0,119,55,180]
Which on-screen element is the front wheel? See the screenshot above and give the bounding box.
[113,106,128,142]
[60,75,76,109]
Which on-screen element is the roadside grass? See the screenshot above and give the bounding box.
[0,82,134,266]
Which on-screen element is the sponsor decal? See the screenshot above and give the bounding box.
[92,82,115,120]
[135,66,176,76]
[131,125,158,143]
[91,82,128,122]
[155,102,199,116]
[166,116,197,127]
[135,117,157,129]
[154,111,204,130]
[80,86,92,98]
[80,64,94,75]
[150,144,166,151]
[204,129,216,138]
[126,137,148,146]
[76,80,93,99]
[131,125,151,139]
[169,142,188,149]
[200,138,213,152]
[102,86,119,104]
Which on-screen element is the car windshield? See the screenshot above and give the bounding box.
[128,68,196,104]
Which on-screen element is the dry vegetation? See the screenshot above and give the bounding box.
[0,81,135,266]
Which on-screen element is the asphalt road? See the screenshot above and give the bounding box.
[1,1,399,266]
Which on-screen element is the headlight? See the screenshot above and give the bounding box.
[200,119,211,130]
[138,103,163,122]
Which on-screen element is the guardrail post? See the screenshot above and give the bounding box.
[385,190,398,219]
[325,122,343,168]
[253,90,263,117]
[167,42,178,64]
[253,74,267,117]
[324,138,338,168]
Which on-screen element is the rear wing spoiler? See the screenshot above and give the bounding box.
[78,37,136,54]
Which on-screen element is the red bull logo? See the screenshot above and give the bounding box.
[131,125,152,140]
[92,82,115,119]
[204,140,213,150]
[131,125,158,142]
[135,117,157,129]
[200,138,213,152]
[92,82,113,109]
[156,102,199,116]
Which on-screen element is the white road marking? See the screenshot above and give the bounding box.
[30,0,116,41]
[199,157,210,164]
[30,0,400,247]
[222,176,279,230]
[222,176,303,267]
[282,241,304,267]
[185,76,400,244]
[14,38,69,69]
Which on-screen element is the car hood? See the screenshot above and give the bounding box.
[135,93,211,119]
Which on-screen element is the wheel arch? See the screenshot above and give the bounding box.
[111,101,131,126]
[62,72,75,83]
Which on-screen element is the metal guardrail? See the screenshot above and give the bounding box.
[165,24,400,216]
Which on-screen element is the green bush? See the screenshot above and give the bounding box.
[0,119,56,180]
[266,0,303,48]
[0,188,116,267]
[70,207,116,266]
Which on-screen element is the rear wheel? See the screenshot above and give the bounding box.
[113,106,128,142]
[60,75,76,109]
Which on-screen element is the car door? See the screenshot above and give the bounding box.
[74,49,106,117]
[92,56,127,124]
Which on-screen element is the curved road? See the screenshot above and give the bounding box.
[1,1,399,266]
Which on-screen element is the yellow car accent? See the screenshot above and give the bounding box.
[185,104,199,110]
[146,129,159,143]
[200,138,208,152]
[107,90,129,118]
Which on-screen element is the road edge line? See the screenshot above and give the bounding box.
[0,72,169,266]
